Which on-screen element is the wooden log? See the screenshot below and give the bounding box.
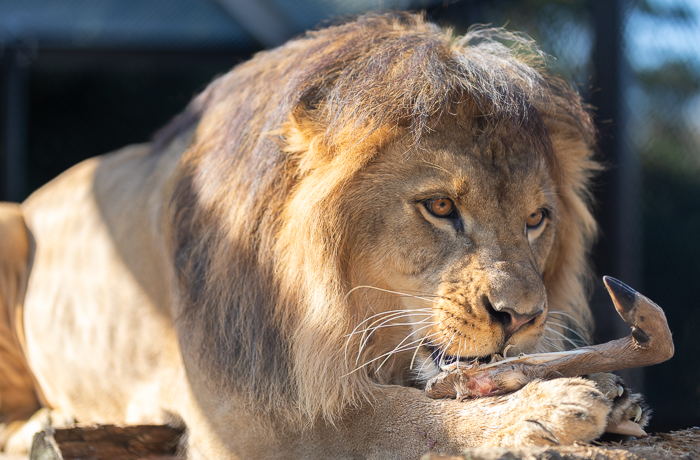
[29,425,184,460]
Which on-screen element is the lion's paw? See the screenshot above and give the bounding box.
[588,373,649,429]
[488,378,612,447]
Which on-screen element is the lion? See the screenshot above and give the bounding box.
[0,12,648,459]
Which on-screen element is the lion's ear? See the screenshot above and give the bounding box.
[281,103,336,173]
[282,96,402,176]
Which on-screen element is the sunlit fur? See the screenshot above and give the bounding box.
[168,12,598,426]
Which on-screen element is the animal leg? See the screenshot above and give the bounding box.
[0,203,42,452]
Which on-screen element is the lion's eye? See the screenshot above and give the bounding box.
[526,209,548,242]
[426,198,454,218]
[526,210,545,229]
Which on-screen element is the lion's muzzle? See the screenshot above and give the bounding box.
[480,259,547,339]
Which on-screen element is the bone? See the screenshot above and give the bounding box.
[425,276,675,401]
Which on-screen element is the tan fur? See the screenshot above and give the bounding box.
[0,203,41,449]
[0,13,642,459]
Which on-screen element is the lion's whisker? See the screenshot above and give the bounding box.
[547,310,586,328]
[356,307,434,324]
[547,310,578,319]
[438,331,458,368]
[356,314,435,364]
[546,311,584,324]
[352,309,428,347]
[345,328,441,376]
[345,285,440,304]
[545,320,588,344]
[375,324,440,373]
[387,289,445,298]
[345,308,430,365]
[546,316,582,329]
[457,335,466,365]
[350,308,433,333]
[536,336,564,352]
[544,323,586,344]
[410,336,428,370]
[542,326,584,350]
[356,322,437,366]
[345,306,441,367]
[351,318,436,335]
[355,310,434,325]
[417,352,438,376]
[368,291,445,299]
[541,329,567,344]
[349,314,431,348]
[535,339,561,353]
[416,356,433,375]
[354,317,437,366]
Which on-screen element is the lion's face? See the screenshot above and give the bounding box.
[344,121,558,378]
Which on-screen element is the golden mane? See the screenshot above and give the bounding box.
[163,12,598,425]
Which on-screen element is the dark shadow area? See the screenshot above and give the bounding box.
[24,51,245,195]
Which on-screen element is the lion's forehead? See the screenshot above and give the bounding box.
[376,129,554,211]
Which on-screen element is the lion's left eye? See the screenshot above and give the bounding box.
[426,198,455,218]
[526,210,545,229]
[526,208,548,242]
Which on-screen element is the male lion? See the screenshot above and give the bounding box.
[0,13,647,459]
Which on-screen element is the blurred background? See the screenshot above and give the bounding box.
[0,0,698,433]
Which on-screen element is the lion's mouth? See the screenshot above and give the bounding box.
[424,343,493,368]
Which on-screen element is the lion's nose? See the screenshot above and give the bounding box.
[485,298,543,336]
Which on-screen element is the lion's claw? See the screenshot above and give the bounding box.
[588,373,649,433]
[633,404,642,423]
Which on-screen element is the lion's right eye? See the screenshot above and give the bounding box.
[425,198,454,218]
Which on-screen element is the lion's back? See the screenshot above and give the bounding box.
[21,138,189,424]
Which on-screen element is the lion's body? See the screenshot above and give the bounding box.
[22,141,184,424]
[0,13,647,459]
